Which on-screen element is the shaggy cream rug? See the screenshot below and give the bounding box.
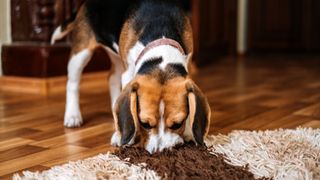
[14,128,320,180]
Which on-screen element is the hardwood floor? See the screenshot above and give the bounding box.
[1,57,320,178]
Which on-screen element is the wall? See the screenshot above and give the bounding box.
[0,0,11,76]
[237,0,248,55]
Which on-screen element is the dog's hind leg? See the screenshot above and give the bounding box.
[102,43,124,146]
[103,44,124,109]
[64,48,94,128]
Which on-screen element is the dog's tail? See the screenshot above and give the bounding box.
[51,12,77,44]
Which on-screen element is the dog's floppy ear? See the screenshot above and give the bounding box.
[186,81,211,145]
[113,83,140,145]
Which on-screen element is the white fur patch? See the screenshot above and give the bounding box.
[129,41,145,65]
[64,49,93,127]
[51,26,62,44]
[145,134,159,153]
[158,132,184,152]
[103,46,123,108]
[122,41,145,88]
[111,131,121,146]
[112,42,120,53]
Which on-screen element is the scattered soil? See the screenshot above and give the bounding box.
[114,143,265,180]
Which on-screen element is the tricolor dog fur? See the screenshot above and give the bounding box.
[52,0,211,153]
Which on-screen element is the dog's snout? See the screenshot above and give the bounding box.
[145,100,184,153]
[145,132,184,154]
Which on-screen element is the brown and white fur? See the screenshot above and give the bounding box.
[52,0,211,153]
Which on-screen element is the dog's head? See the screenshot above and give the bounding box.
[112,58,211,153]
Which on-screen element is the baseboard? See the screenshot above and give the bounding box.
[0,71,109,96]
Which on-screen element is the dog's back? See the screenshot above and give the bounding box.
[129,0,188,51]
[52,0,188,52]
[85,0,187,52]
[85,0,137,51]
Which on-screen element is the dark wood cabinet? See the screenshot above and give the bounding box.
[11,0,83,43]
[305,0,320,52]
[192,0,237,63]
[3,0,109,78]
[248,0,320,53]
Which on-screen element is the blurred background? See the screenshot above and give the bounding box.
[1,1,320,177]
[0,0,319,94]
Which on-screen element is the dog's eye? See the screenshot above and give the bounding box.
[169,122,183,130]
[140,121,152,130]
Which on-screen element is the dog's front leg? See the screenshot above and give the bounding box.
[103,46,124,109]
[64,49,93,127]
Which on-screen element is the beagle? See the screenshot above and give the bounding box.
[51,0,211,153]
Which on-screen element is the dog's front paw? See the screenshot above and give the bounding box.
[111,131,121,146]
[64,111,83,128]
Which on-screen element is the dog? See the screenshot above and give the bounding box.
[51,0,211,153]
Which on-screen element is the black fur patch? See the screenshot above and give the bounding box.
[131,0,188,52]
[191,90,208,145]
[165,63,188,77]
[138,58,188,84]
[84,0,189,52]
[137,57,163,75]
[117,94,136,145]
[61,11,77,31]
[158,63,188,84]
[85,0,138,51]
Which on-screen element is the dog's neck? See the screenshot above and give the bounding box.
[132,38,188,75]
[135,38,185,65]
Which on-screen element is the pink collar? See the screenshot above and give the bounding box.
[135,38,185,65]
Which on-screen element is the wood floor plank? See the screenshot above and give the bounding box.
[0,145,47,162]
[224,103,310,130]
[42,144,115,167]
[71,132,109,148]
[0,145,88,176]
[257,115,314,130]
[1,165,49,180]
[301,120,320,128]
[294,103,320,118]
[0,128,41,141]
[30,123,113,148]
[0,138,35,151]
[0,116,56,133]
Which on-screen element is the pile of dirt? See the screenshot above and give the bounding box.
[114,143,264,180]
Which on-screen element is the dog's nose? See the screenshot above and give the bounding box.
[145,132,184,154]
